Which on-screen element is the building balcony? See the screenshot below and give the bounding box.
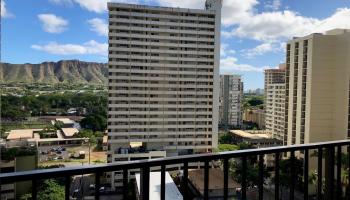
[1,140,350,200]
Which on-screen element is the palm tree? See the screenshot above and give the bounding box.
[308,170,318,195]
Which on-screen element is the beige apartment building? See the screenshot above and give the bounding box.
[107,0,222,188]
[285,29,350,146]
[243,108,265,129]
[219,74,243,129]
[265,64,285,140]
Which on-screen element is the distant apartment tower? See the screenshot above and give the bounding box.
[107,0,222,186]
[285,29,350,146]
[265,64,285,140]
[219,75,243,128]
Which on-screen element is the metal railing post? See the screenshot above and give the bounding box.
[325,147,335,200]
[258,154,264,200]
[275,152,280,200]
[317,147,323,200]
[65,176,70,200]
[161,165,166,200]
[242,156,247,200]
[303,149,309,200]
[223,158,229,200]
[140,166,150,200]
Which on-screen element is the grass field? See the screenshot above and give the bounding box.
[2,118,50,130]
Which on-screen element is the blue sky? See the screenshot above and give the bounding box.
[1,0,350,89]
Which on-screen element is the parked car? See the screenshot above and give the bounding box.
[99,187,105,194]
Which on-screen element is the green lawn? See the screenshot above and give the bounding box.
[215,144,239,152]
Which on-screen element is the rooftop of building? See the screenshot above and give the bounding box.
[55,118,75,124]
[6,128,86,144]
[291,29,350,41]
[107,1,218,14]
[264,63,286,72]
[6,129,42,140]
[230,130,271,139]
[188,168,240,193]
[61,128,79,137]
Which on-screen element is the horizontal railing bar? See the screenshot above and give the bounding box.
[1,140,350,183]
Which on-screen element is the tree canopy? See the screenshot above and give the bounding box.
[1,92,107,120]
[80,114,107,132]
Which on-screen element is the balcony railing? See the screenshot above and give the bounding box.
[1,140,350,200]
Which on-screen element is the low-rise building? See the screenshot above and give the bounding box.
[5,128,86,147]
[229,130,282,148]
[61,128,79,138]
[54,118,76,128]
[243,109,265,129]
[135,172,183,200]
[229,130,282,167]
[188,168,240,199]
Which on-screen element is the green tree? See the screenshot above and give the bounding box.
[80,114,107,132]
[219,132,233,144]
[230,158,270,187]
[247,97,263,107]
[37,180,65,200]
[20,180,65,200]
[75,129,94,138]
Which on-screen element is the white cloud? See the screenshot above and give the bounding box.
[48,0,73,6]
[220,45,266,73]
[31,40,108,56]
[220,56,266,73]
[38,14,68,33]
[264,0,281,11]
[73,0,109,13]
[50,0,350,43]
[220,43,235,58]
[222,0,350,42]
[87,18,108,36]
[1,0,14,18]
[241,42,283,58]
[222,0,258,26]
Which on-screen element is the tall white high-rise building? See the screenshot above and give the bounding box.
[107,0,222,187]
[285,29,350,146]
[265,64,285,140]
[219,75,243,128]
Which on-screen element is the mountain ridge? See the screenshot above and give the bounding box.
[0,60,108,85]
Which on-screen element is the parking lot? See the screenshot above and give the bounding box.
[38,146,70,162]
[38,144,106,166]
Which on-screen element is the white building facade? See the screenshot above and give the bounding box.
[219,75,243,128]
[265,64,285,141]
[107,0,222,188]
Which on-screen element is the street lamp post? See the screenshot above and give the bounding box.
[84,138,91,165]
